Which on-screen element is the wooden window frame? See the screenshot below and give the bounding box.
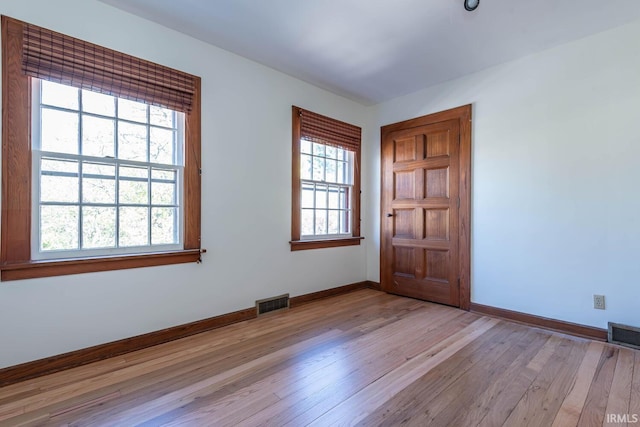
[1,16,202,281]
[290,106,362,251]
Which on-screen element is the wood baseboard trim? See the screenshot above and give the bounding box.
[0,280,380,387]
[289,280,380,307]
[470,303,607,341]
[366,280,382,291]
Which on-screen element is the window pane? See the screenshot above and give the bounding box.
[150,106,174,127]
[301,183,314,208]
[119,183,148,205]
[83,163,115,204]
[337,161,345,183]
[41,158,79,203]
[119,207,149,246]
[121,165,148,179]
[41,174,79,203]
[315,209,327,235]
[152,207,177,244]
[340,187,349,210]
[119,166,149,205]
[41,205,78,251]
[313,142,325,156]
[152,169,176,181]
[340,211,351,234]
[41,81,78,110]
[82,206,116,248]
[328,210,339,234]
[326,146,337,159]
[301,209,314,236]
[328,186,340,209]
[41,109,79,154]
[300,154,312,180]
[82,90,115,116]
[118,98,147,123]
[83,116,115,157]
[301,139,312,154]
[150,128,175,165]
[315,184,327,209]
[42,158,78,173]
[313,157,325,181]
[118,122,148,162]
[326,160,337,183]
[152,181,176,205]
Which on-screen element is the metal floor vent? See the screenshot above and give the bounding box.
[256,294,290,315]
[608,322,640,350]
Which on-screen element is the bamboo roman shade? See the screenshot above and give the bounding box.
[20,20,196,113]
[296,107,361,152]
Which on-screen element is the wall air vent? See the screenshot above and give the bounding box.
[608,322,640,350]
[256,294,290,316]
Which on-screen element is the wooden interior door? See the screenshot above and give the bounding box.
[381,106,471,309]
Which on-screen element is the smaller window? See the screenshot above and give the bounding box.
[291,106,362,251]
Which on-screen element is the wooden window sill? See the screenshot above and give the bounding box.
[0,250,201,281]
[290,237,363,251]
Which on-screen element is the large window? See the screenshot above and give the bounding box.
[291,106,362,251]
[1,16,201,281]
[33,80,184,259]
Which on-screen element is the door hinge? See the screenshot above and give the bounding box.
[458,277,461,286]
[457,197,460,209]
[458,134,461,145]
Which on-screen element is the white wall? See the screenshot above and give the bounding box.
[367,19,640,329]
[0,0,368,368]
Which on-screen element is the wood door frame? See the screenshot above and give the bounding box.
[380,104,472,310]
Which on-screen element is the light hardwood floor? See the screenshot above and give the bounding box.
[0,289,638,426]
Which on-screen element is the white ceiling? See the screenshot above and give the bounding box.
[99,0,640,105]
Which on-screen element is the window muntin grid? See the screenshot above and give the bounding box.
[32,79,184,260]
[300,139,353,239]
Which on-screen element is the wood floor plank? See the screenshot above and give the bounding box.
[502,335,585,426]
[631,351,640,425]
[307,317,499,426]
[242,312,475,426]
[524,338,588,427]
[446,328,554,427]
[359,321,536,426]
[552,340,606,427]
[160,304,469,427]
[603,347,635,427]
[275,313,480,427]
[418,327,549,427]
[475,335,562,427]
[72,298,438,427]
[578,346,620,426]
[62,296,432,426]
[81,329,344,426]
[0,289,637,427]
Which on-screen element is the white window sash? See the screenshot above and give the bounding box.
[31,79,185,260]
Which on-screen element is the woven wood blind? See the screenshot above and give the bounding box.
[21,21,196,113]
[297,107,361,152]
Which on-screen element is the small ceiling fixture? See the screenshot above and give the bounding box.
[464,0,479,11]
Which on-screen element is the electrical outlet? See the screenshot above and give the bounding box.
[593,295,605,310]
